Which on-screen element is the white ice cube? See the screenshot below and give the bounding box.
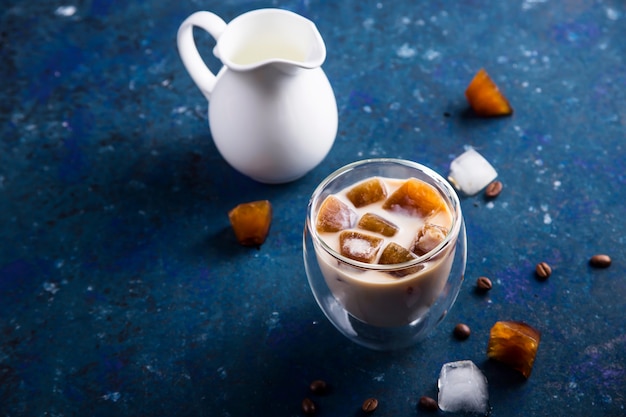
[438,360,489,414]
[448,148,498,196]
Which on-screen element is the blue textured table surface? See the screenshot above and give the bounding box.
[1,1,625,416]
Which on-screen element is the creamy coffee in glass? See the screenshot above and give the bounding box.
[315,176,455,327]
[304,159,466,349]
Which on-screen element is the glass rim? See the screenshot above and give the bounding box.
[306,158,462,273]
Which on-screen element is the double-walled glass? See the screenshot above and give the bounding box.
[303,159,466,350]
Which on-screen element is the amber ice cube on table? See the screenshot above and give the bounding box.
[316,196,357,233]
[357,212,399,237]
[487,321,541,378]
[228,200,273,247]
[346,178,387,208]
[412,223,449,256]
[339,231,383,263]
[382,178,448,217]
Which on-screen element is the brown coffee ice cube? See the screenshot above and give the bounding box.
[357,213,398,237]
[379,242,416,265]
[379,242,422,277]
[346,178,387,208]
[316,196,357,233]
[228,200,273,247]
[382,178,447,217]
[412,223,449,256]
[487,321,541,378]
[339,231,383,263]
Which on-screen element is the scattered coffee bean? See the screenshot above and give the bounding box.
[589,254,611,268]
[535,262,552,280]
[301,398,316,415]
[309,379,328,395]
[418,395,439,411]
[361,397,378,413]
[453,323,471,340]
[476,276,493,292]
[484,180,503,198]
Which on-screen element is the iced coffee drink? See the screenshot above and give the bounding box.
[313,175,458,327]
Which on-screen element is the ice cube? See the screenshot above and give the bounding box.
[487,321,541,378]
[228,200,273,247]
[358,212,399,237]
[316,196,357,233]
[379,242,421,277]
[448,148,498,196]
[339,231,383,263]
[411,223,449,256]
[346,178,387,208]
[438,360,489,414]
[382,178,447,218]
[379,242,416,265]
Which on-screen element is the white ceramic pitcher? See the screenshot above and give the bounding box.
[177,9,338,184]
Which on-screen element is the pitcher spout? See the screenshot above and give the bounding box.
[214,8,326,72]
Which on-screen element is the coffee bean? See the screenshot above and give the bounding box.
[453,323,471,340]
[301,398,316,415]
[309,379,328,395]
[589,254,611,268]
[418,395,439,411]
[485,180,503,198]
[535,262,552,280]
[476,276,493,292]
[361,397,378,413]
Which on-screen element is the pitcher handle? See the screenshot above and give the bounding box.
[177,11,227,101]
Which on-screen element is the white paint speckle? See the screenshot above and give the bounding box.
[43,282,60,295]
[363,105,372,113]
[363,18,374,30]
[522,0,547,11]
[373,373,385,382]
[553,180,561,189]
[102,392,121,402]
[606,7,620,20]
[55,5,77,17]
[423,49,441,61]
[389,102,401,111]
[544,213,552,225]
[486,201,495,209]
[397,43,416,58]
[267,311,280,331]
[412,89,425,103]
